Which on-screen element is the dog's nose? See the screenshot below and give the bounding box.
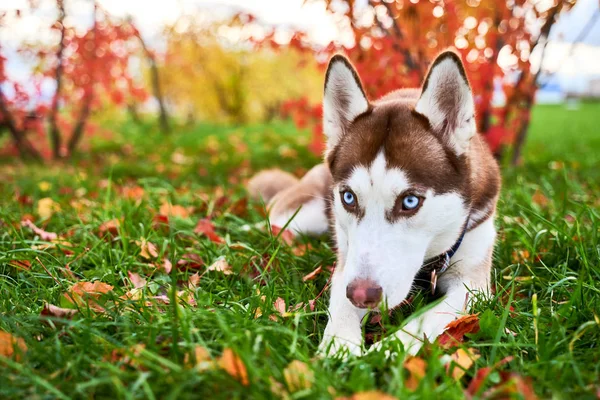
[346,279,382,309]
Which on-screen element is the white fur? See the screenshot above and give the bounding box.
[323,60,369,152]
[319,151,487,357]
[415,58,476,155]
[270,198,329,236]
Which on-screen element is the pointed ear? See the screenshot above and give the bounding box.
[323,55,369,152]
[415,51,476,155]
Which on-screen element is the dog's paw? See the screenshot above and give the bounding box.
[317,336,362,360]
[368,331,423,359]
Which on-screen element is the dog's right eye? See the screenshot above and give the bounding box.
[341,190,356,207]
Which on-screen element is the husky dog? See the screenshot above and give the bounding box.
[248,50,500,356]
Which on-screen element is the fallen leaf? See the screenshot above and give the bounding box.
[177,253,204,270]
[0,331,27,361]
[273,297,286,315]
[41,303,78,319]
[438,314,480,349]
[283,360,314,392]
[8,260,31,271]
[340,391,397,400]
[219,348,249,386]
[136,238,158,259]
[194,218,224,243]
[37,197,61,219]
[271,225,294,245]
[99,219,120,237]
[207,258,232,275]
[269,377,289,399]
[152,214,170,229]
[532,190,549,208]
[184,345,213,371]
[65,281,114,311]
[159,202,191,218]
[21,220,58,241]
[404,356,427,391]
[188,272,200,289]
[163,259,173,274]
[122,186,145,201]
[128,272,147,289]
[446,348,480,380]
[293,243,314,256]
[302,266,322,282]
[466,356,514,396]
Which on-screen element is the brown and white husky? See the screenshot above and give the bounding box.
[248,50,501,357]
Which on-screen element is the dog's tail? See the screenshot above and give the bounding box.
[247,169,300,204]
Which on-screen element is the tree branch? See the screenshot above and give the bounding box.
[0,87,42,161]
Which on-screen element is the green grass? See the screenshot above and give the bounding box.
[1,103,599,399]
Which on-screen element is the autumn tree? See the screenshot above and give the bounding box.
[158,14,323,124]
[0,1,148,160]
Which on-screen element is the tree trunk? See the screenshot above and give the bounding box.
[48,0,67,159]
[136,29,170,134]
[0,88,42,161]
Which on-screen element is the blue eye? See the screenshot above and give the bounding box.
[342,191,355,206]
[402,195,420,210]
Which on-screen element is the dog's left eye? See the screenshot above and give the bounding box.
[342,190,356,206]
[402,195,421,210]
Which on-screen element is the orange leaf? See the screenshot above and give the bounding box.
[194,219,224,243]
[0,331,27,361]
[136,238,158,259]
[219,348,249,386]
[446,348,480,380]
[302,266,322,282]
[184,345,212,370]
[437,314,480,349]
[404,356,427,391]
[162,259,173,274]
[65,281,114,311]
[159,202,191,218]
[339,391,397,400]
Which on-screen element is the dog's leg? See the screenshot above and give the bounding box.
[318,266,367,357]
[373,217,496,356]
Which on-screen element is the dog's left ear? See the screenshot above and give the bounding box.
[416,51,476,155]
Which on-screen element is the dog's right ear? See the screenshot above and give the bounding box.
[323,55,369,152]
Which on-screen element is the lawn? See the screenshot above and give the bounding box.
[1,102,599,399]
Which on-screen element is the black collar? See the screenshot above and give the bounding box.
[419,217,469,295]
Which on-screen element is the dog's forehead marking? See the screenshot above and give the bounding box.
[347,152,410,206]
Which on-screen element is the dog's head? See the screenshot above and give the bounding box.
[324,51,475,309]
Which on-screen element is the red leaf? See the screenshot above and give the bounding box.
[177,253,204,270]
[194,219,224,244]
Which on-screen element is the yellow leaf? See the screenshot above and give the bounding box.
[283,360,314,392]
[37,197,60,219]
[136,238,159,259]
[0,331,27,361]
[38,181,52,191]
[447,348,480,380]
[219,348,249,386]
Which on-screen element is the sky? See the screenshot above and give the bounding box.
[1,0,599,93]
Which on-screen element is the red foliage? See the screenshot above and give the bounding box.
[0,3,148,160]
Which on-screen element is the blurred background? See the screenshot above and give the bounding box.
[0,0,598,164]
